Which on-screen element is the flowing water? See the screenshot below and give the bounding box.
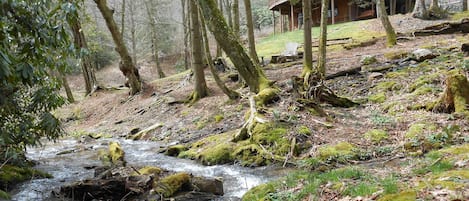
[10,137,290,201]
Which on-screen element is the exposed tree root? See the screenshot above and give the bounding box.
[232,94,267,142]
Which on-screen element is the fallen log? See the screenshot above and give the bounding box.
[411,18,469,36]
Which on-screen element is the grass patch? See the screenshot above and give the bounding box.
[256,20,381,58]
[451,11,469,21]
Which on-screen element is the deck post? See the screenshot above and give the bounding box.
[331,0,335,24]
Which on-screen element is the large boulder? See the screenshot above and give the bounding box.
[411,48,438,62]
[191,176,224,195]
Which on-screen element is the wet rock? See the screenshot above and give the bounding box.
[411,48,438,62]
[191,176,224,195]
[462,43,469,56]
[173,191,219,201]
[109,142,125,166]
[59,175,153,201]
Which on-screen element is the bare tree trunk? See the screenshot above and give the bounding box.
[95,0,141,95]
[199,8,240,100]
[145,0,165,78]
[302,0,313,78]
[69,17,97,95]
[317,0,329,79]
[244,0,259,64]
[463,0,467,11]
[58,71,74,103]
[189,0,208,101]
[197,0,274,95]
[121,0,125,39]
[412,0,429,19]
[225,0,233,28]
[216,0,223,58]
[182,0,191,70]
[128,0,137,66]
[232,0,240,38]
[377,0,397,47]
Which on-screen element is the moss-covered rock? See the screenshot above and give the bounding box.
[364,129,389,144]
[233,144,270,166]
[297,125,312,136]
[154,172,191,197]
[198,143,234,165]
[0,165,52,189]
[242,182,276,201]
[165,145,188,157]
[137,166,162,176]
[368,92,386,103]
[408,73,441,93]
[374,81,400,91]
[377,191,416,201]
[109,142,125,166]
[404,123,436,139]
[252,123,291,156]
[419,170,469,190]
[317,142,357,162]
[0,190,10,200]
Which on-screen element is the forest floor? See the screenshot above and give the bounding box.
[58,13,469,200]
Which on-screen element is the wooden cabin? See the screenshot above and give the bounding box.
[269,0,414,32]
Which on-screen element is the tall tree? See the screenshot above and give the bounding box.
[377,0,397,47]
[302,0,313,78]
[216,0,224,58]
[317,0,329,78]
[199,8,240,100]
[189,0,208,102]
[197,0,277,102]
[244,0,260,64]
[464,0,467,11]
[95,0,142,95]
[121,0,125,38]
[182,0,191,70]
[128,0,137,66]
[233,0,240,37]
[145,0,166,78]
[412,0,429,19]
[68,5,98,95]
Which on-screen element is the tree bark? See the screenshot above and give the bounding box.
[244,0,259,64]
[302,0,313,77]
[128,0,137,66]
[95,0,141,95]
[199,8,240,100]
[69,17,97,95]
[144,0,165,78]
[216,0,224,58]
[60,71,75,103]
[232,0,240,38]
[377,0,397,47]
[463,0,467,11]
[317,0,329,78]
[189,0,208,101]
[182,0,191,70]
[121,0,125,39]
[197,0,272,94]
[412,0,429,19]
[225,0,233,28]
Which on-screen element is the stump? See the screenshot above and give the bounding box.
[433,70,469,114]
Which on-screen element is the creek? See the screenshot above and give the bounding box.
[10,137,289,201]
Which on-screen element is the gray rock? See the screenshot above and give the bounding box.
[412,48,438,62]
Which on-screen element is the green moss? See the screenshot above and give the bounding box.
[242,182,276,201]
[384,50,408,60]
[252,123,291,156]
[165,145,188,157]
[154,172,190,197]
[214,114,224,123]
[198,143,234,165]
[439,144,469,157]
[317,142,357,162]
[109,142,125,165]
[408,73,441,92]
[137,166,162,176]
[411,85,435,96]
[361,55,378,65]
[451,11,469,21]
[297,126,312,136]
[0,190,10,200]
[377,191,417,201]
[368,92,386,103]
[364,129,389,143]
[405,123,435,139]
[385,71,409,79]
[419,170,469,190]
[0,165,52,187]
[374,81,400,91]
[254,87,280,106]
[233,144,270,166]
